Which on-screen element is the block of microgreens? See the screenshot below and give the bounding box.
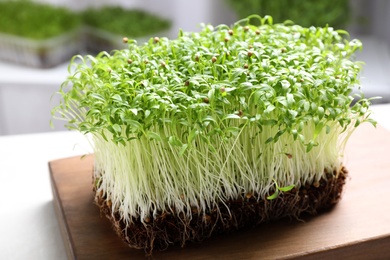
[81,6,171,53]
[53,15,375,255]
[225,0,350,29]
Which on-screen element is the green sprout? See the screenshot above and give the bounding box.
[267,179,295,200]
[53,15,375,252]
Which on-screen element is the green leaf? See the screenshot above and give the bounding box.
[225,127,240,136]
[265,104,276,114]
[274,129,285,140]
[90,93,105,102]
[303,101,310,112]
[265,136,273,144]
[240,82,253,90]
[188,128,198,143]
[314,122,324,138]
[112,124,122,133]
[147,131,162,141]
[101,130,108,142]
[277,97,288,107]
[168,136,182,146]
[145,110,151,118]
[207,88,215,102]
[202,115,217,124]
[286,93,294,105]
[311,102,317,111]
[223,114,241,120]
[318,106,325,119]
[267,191,279,200]
[179,144,188,156]
[325,125,331,134]
[281,80,291,90]
[366,118,377,127]
[278,184,295,192]
[291,129,298,140]
[288,109,298,118]
[112,94,122,102]
[129,108,138,115]
[354,119,361,127]
[306,140,318,152]
[125,119,143,130]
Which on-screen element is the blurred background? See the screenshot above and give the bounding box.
[0,0,389,135]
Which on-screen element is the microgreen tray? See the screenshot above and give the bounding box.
[82,26,169,54]
[0,29,80,68]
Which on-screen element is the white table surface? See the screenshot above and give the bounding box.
[0,104,389,260]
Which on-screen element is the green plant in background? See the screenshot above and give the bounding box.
[82,7,171,38]
[226,0,351,29]
[53,15,374,253]
[0,0,81,39]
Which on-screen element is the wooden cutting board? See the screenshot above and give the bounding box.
[49,123,390,259]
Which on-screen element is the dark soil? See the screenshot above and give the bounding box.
[94,166,348,255]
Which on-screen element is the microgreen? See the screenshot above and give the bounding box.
[53,15,374,226]
[82,7,171,38]
[226,0,350,29]
[267,179,295,200]
[0,0,80,39]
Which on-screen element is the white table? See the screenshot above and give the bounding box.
[0,60,69,135]
[0,131,91,260]
[0,104,389,260]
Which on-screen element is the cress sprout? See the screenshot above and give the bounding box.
[53,15,375,253]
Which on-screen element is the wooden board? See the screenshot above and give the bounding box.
[49,123,390,259]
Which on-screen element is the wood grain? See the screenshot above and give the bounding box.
[49,123,390,259]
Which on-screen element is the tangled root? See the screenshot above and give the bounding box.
[94,167,347,256]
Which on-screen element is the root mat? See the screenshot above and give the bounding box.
[49,123,390,259]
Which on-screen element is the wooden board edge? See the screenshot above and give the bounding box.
[294,234,390,260]
[49,161,76,260]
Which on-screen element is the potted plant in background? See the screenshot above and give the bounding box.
[81,6,171,53]
[0,0,81,68]
[53,15,375,255]
[225,0,351,29]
